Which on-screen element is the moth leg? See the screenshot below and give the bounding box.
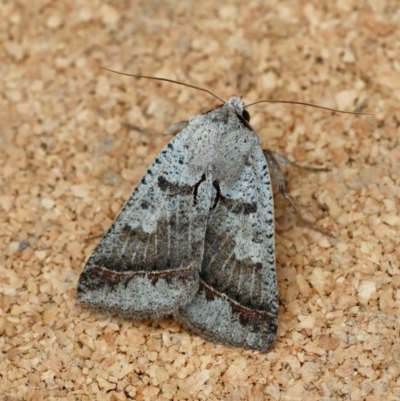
[266,150,330,172]
[122,121,189,137]
[263,149,334,238]
[84,233,103,242]
[164,120,189,136]
[265,150,330,220]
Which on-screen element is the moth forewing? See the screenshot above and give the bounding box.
[77,123,214,319]
[176,146,278,352]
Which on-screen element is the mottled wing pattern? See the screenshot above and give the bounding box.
[176,146,278,352]
[77,129,213,319]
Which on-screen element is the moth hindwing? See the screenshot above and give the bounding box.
[77,96,278,352]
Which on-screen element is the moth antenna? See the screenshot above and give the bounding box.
[98,66,226,104]
[244,99,373,116]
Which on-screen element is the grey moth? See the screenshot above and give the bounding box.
[77,72,343,352]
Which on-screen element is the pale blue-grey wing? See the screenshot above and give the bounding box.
[77,127,213,319]
[176,146,277,352]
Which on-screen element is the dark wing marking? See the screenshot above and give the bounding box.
[176,146,278,352]
[78,129,213,319]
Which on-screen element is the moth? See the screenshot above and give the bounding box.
[78,69,364,352]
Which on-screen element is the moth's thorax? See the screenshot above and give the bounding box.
[184,96,259,189]
[225,96,244,114]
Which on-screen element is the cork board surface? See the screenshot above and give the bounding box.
[1,1,400,400]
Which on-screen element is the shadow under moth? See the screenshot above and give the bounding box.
[77,69,365,352]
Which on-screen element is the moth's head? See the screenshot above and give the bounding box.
[226,96,250,123]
